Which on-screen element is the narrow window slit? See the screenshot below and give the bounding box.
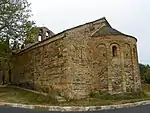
[112,46,117,57]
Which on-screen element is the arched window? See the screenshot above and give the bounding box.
[112,46,117,57]
[38,35,42,42]
[46,31,49,37]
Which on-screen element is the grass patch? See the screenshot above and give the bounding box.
[89,92,146,100]
[60,92,148,106]
[34,107,49,112]
[0,86,58,105]
[60,84,150,106]
[0,84,150,106]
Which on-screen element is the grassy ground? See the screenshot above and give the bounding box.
[0,86,57,105]
[0,84,150,106]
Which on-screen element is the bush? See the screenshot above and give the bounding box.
[145,75,150,84]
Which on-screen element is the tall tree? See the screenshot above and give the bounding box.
[0,0,34,71]
[0,0,33,49]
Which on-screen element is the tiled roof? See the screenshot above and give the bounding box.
[92,26,125,37]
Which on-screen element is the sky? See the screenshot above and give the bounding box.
[30,0,150,64]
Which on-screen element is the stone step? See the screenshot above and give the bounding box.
[55,96,66,102]
[0,85,8,88]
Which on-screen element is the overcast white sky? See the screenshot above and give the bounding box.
[30,0,150,64]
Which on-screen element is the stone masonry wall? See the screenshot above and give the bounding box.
[11,33,72,97]
[87,35,141,94]
[63,19,110,99]
[11,18,141,99]
[63,20,141,99]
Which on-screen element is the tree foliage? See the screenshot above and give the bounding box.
[0,0,34,49]
[24,25,39,45]
[139,63,150,83]
[0,0,34,71]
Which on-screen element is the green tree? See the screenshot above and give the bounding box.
[24,24,39,45]
[0,0,33,49]
[139,63,150,83]
[0,0,34,73]
[139,63,147,81]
